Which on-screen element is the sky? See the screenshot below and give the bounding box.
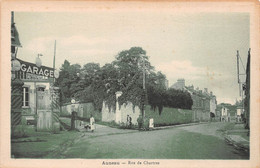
[14,12,250,104]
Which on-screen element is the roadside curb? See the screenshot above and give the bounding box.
[224,132,249,153]
[153,122,209,130]
[97,121,210,131]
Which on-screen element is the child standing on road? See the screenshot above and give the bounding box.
[90,115,95,133]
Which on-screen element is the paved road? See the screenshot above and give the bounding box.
[48,122,249,159]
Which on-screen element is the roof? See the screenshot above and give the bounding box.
[185,86,212,99]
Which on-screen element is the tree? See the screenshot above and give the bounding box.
[112,47,154,108]
[74,63,105,110]
[55,60,82,103]
[55,47,193,115]
[164,88,193,110]
[146,71,167,115]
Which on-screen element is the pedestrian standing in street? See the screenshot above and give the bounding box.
[90,114,95,133]
[71,111,77,130]
[129,116,132,128]
[137,115,143,130]
[126,115,130,128]
[149,118,154,130]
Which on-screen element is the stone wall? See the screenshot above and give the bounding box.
[101,102,116,122]
[210,97,217,114]
[61,102,101,121]
[101,101,141,125]
[193,109,210,122]
[119,102,141,125]
[61,103,80,116]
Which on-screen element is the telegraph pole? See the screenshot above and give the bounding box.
[142,55,146,118]
[236,50,246,113]
[140,54,146,119]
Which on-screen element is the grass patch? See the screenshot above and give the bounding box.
[145,106,193,127]
[11,125,79,158]
[216,123,235,132]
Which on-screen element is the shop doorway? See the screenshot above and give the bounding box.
[36,89,52,131]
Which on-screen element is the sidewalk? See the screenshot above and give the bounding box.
[153,121,208,130]
[224,123,249,152]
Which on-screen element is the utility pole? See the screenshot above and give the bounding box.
[53,40,56,84]
[143,57,145,118]
[141,54,146,119]
[53,40,56,70]
[236,50,246,113]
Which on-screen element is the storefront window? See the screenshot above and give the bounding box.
[37,87,45,91]
[23,87,29,107]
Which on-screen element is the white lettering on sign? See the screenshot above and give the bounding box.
[21,64,26,72]
[44,69,49,76]
[27,66,33,73]
[25,73,45,80]
[49,70,54,78]
[39,68,44,76]
[19,62,55,78]
[33,66,39,74]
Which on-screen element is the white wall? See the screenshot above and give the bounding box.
[237,108,243,116]
[102,101,141,125]
[120,102,141,125]
[210,97,217,114]
[102,102,116,122]
[221,107,228,116]
[22,81,50,115]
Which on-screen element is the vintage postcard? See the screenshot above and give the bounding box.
[0,0,259,168]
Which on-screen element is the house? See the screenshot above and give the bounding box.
[217,103,237,122]
[221,106,230,122]
[236,106,244,122]
[171,78,185,90]
[10,12,60,132]
[171,79,217,122]
[13,58,60,131]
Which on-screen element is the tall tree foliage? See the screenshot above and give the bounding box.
[55,60,81,103]
[56,47,193,114]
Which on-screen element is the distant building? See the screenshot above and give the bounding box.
[221,106,230,122]
[217,103,238,122]
[170,79,217,122]
[165,79,169,90]
[236,106,244,122]
[170,78,185,90]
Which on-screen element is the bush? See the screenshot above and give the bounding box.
[11,125,27,138]
[145,105,193,127]
[50,123,61,134]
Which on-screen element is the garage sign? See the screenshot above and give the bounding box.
[17,58,57,78]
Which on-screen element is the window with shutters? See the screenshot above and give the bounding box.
[22,87,29,107]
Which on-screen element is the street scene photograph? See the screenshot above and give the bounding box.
[9,8,251,160]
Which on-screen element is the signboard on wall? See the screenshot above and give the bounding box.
[17,58,56,78]
[25,73,47,80]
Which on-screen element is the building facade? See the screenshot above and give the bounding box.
[236,106,243,122]
[171,78,185,90]
[13,59,60,131]
[221,106,230,122]
[171,79,217,122]
[10,12,60,133]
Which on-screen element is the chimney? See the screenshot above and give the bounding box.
[188,85,194,91]
[204,88,208,93]
[210,91,213,96]
[177,78,185,89]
